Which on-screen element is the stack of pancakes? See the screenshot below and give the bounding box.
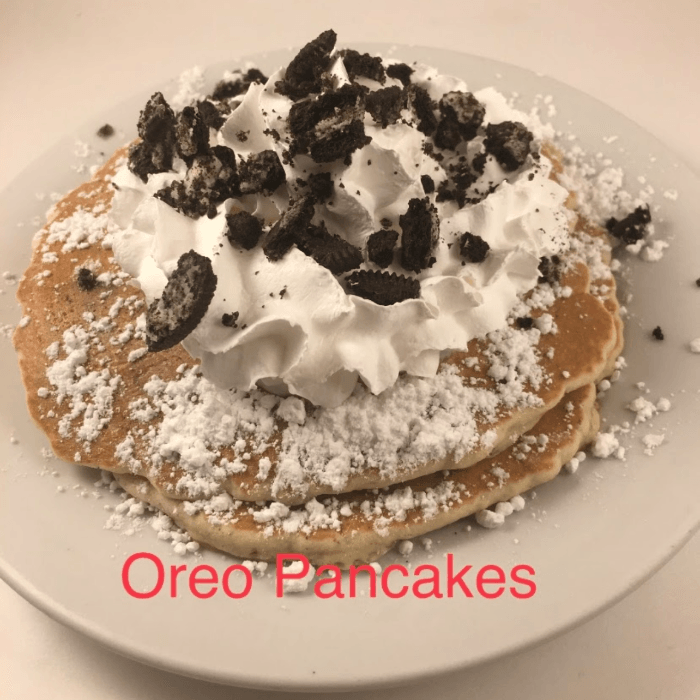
[14,140,622,567]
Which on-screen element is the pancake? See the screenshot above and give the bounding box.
[113,383,600,568]
[13,34,626,566]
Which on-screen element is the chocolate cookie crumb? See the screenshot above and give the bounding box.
[399,198,439,272]
[299,221,363,275]
[263,195,315,262]
[365,86,405,127]
[652,326,664,340]
[275,29,337,100]
[406,85,437,136]
[96,124,114,139]
[341,49,386,84]
[367,229,399,268]
[386,62,413,86]
[516,317,534,330]
[175,106,210,163]
[211,68,268,101]
[459,232,490,263]
[484,121,533,171]
[605,205,652,245]
[421,174,435,194]
[225,210,263,250]
[196,100,228,130]
[128,92,177,182]
[239,150,286,195]
[146,250,218,352]
[222,311,240,328]
[76,268,97,291]
[538,255,561,284]
[346,269,420,305]
[308,172,334,201]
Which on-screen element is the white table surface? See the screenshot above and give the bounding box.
[2,1,699,697]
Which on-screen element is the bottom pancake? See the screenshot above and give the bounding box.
[115,383,599,568]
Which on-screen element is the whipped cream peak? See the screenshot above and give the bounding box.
[111,33,571,407]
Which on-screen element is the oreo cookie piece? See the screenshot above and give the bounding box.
[365,86,405,127]
[399,197,440,272]
[263,194,315,262]
[222,311,240,328]
[652,325,664,340]
[346,270,420,305]
[484,121,534,171]
[146,250,218,352]
[76,268,98,291]
[155,149,239,219]
[308,172,334,201]
[288,83,370,164]
[300,221,363,275]
[440,92,485,140]
[459,231,490,263]
[275,30,337,100]
[420,174,435,194]
[128,92,177,182]
[538,255,561,285]
[175,105,210,164]
[605,205,651,245]
[386,62,413,86]
[340,49,386,84]
[367,229,399,268]
[225,210,263,250]
[406,85,437,136]
[96,124,114,139]
[196,99,229,130]
[239,150,287,195]
[515,316,535,330]
[211,68,268,101]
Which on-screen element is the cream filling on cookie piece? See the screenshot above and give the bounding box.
[111,49,572,408]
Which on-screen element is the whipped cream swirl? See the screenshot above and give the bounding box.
[112,48,571,407]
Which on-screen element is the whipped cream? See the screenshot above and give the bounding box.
[112,46,572,407]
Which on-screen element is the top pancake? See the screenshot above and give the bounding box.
[14,145,621,508]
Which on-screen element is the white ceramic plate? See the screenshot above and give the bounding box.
[1,45,699,692]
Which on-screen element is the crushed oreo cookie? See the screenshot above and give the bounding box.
[275,30,337,100]
[222,311,240,328]
[146,250,218,352]
[155,147,239,219]
[365,86,405,128]
[211,68,268,101]
[515,317,535,330]
[196,99,229,130]
[288,83,370,163]
[605,205,651,245]
[652,326,664,340]
[307,172,334,201]
[340,49,386,84]
[175,105,210,164]
[238,150,286,195]
[538,255,561,285]
[367,229,399,268]
[263,194,315,261]
[399,198,439,272]
[96,124,114,139]
[459,231,490,263]
[420,174,435,194]
[225,210,263,250]
[298,221,363,275]
[386,62,413,86]
[484,121,533,171]
[128,92,177,182]
[76,268,97,291]
[435,91,485,150]
[346,269,420,305]
[406,85,437,136]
